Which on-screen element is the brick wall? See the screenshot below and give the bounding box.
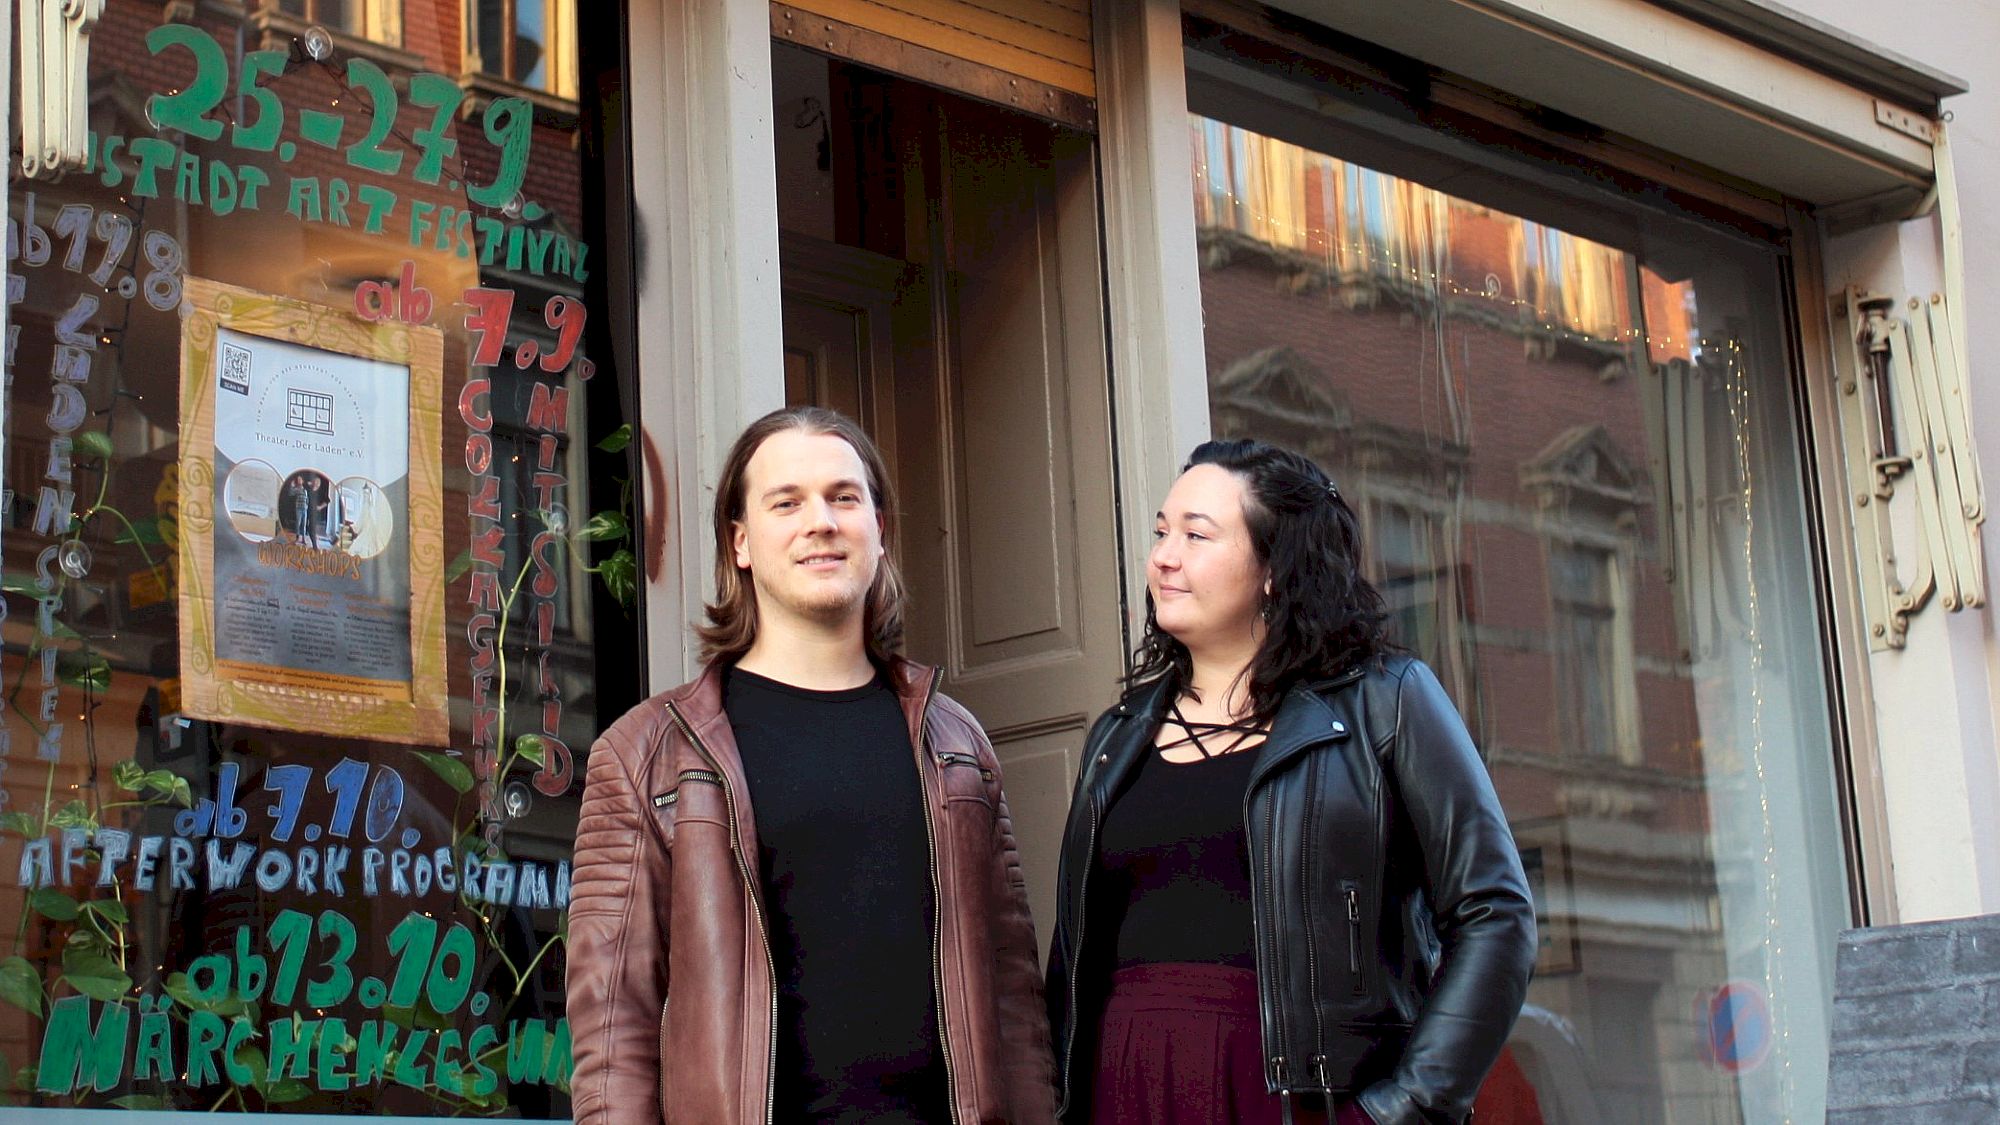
[1826,914,2000,1122]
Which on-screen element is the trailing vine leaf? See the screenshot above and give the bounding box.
[64,926,109,958]
[48,800,96,832]
[595,423,633,453]
[141,768,191,807]
[265,1077,313,1103]
[57,650,112,693]
[444,549,476,586]
[576,511,629,543]
[0,573,45,596]
[111,1094,168,1109]
[232,1038,269,1084]
[0,956,43,1016]
[163,972,253,1019]
[81,898,129,925]
[71,431,114,460]
[28,888,81,922]
[113,759,147,791]
[514,734,547,768]
[0,812,41,836]
[598,547,637,608]
[414,751,474,794]
[112,517,167,546]
[60,941,132,1002]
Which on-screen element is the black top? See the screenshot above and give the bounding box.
[1095,739,1261,969]
[723,667,949,1124]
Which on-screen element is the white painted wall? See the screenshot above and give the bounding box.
[1803,0,2000,921]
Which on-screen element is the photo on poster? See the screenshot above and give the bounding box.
[178,278,448,744]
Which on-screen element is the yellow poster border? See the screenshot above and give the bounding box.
[177,277,449,746]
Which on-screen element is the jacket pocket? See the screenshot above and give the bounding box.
[1319,1020,1413,1094]
[1341,880,1365,994]
[935,751,995,805]
[661,768,727,826]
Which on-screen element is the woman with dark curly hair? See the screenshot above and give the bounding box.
[1046,439,1536,1125]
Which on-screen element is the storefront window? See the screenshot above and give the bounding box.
[1189,32,1851,1125]
[2,0,635,1115]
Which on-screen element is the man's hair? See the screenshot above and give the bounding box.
[1128,438,1392,722]
[697,406,907,666]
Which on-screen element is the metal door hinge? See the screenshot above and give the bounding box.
[1830,286,1986,649]
[19,0,107,179]
[1874,99,1937,144]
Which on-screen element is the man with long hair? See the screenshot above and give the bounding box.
[568,406,1056,1124]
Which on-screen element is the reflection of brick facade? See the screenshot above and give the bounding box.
[1202,246,1716,819]
[1201,190,1750,1120]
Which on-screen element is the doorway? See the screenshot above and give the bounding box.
[772,43,1124,938]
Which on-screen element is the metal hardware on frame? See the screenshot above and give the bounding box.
[1830,286,1987,650]
[18,0,106,179]
[1873,99,1937,144]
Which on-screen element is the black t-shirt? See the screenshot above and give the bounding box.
[722,666,949,1124]
[1096,742,1260,969]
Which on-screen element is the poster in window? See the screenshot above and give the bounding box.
[177,277,448,743]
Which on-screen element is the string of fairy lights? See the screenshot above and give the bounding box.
[1722,341,1798,1122]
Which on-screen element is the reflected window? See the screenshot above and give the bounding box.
[475,0,578,99]
[274,0,401,45]
[1549,542,1632,759]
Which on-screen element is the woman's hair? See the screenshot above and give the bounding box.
[1129,438,1392,721]
[696,406,907,666]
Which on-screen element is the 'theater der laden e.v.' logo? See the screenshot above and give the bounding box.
[286,388,336,436]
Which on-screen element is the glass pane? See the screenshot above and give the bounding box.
[318,0,354,34]
[2,1,632,1116]
[515,1,549,89]
[478,0,507,81]
[1190,104,1850,1124]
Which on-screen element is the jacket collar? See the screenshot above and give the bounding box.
[1089,665,1369,805]
[664,653,942,747]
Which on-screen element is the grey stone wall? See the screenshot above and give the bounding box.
[1826,914,2000,1123]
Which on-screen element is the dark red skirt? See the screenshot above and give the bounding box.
[1087,963,1374,1125]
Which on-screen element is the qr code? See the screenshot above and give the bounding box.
[219,343,251,395]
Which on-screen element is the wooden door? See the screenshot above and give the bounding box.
[779,99,1123,945]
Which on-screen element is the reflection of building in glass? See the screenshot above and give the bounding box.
[274,0,401,44]
[1197,117,1848,1125]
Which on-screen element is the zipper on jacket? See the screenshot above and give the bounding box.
[1256,782,1287,1093]
[1057,714,1123,1117]
[658,994,672,1120]
[1299,755,1326,1075]
[935,751,995,783]
[663,699,779,1125]
[912,669,963,1125]
[1342,881,1364,992]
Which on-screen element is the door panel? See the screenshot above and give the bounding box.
[906,107,1121,944]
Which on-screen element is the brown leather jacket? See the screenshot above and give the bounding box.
[567,658,1058,1124]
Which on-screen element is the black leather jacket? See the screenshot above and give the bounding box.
[1046,657,1536,1124]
